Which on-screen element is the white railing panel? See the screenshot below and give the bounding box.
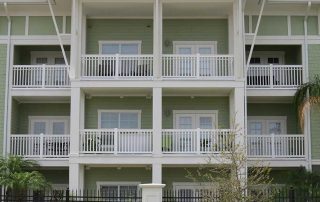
[162,129,234,154]
[247,65,303,88]
[10,134,70,158]
[162,55,234,79]
[80,129,153,154]
[247,134,305,158]
[12,65,70,88]
[81,55,153,79]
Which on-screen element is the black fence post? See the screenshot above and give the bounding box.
[66,188,70,202]
[289,187,295,202]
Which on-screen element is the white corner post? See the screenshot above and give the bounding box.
[153,87,162,157]
[233,0,245,80]
[139,184,166,202]
[152,163,162,184]
[230,87,246,187]
[70,87,85,156]
[70,0,83,79]
[69,163,85,191]
[153,0,163,79]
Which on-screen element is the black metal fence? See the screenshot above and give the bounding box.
[1,187,320,202]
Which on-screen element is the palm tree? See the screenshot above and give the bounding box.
[0,156,50,200]
[294,75,320,130]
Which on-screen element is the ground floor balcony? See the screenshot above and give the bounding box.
[247,134,305,159]
[10,134,70,158]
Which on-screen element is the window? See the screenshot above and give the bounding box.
[247,116,287,135]
[99,41,141,55]
[98,110,141,129]
[31,51,70,65]
[247,51,285,65]
[173,182,218,202]
[96,182,140,198]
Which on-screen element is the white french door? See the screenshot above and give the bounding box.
[30,117,69,135]
[175,111,217,152]
[175,42,216,76]
[248,117,286,156]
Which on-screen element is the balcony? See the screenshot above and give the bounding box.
[162,129,234,154]
[247,134,305,159]
[12,65,70,88]
[162,54,234,80]
[80,54,234,80]
[10,134,70,158]
[80,129,153,154]
[247,65,303,89]
[81,55,154,80]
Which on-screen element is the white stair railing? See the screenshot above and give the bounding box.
[80,129,153,154]
[247,134,305,158]
[162,54,234,79]
[247,65,303,88]
[162,129,234,154]
[12,65,70,88]
[81,54,154,79]
[10,134,70,158]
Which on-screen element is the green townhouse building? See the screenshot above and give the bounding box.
[0,0,319,195]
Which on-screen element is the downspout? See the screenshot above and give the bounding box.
[3,2,11,157]
[244,0,266,159]
[47,0,70,69]
[304,1,312,171]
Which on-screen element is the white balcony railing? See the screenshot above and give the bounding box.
[81,55,154,79]
[80,129,153,154]
[12,65,70,88]
[10,134,70,158]
[162,129,234,154]
[162,54,234,79]
[247,134,305,158]
[247,65,303,88]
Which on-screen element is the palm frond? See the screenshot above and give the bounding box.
[294,75,320,130]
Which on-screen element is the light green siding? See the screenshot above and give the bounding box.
[0,45,7,154]
[13,103,70,134]
[11,99,19,134]
[291,16,318,36]
[163,19,229,54]
[66,16,71,33]
[308,44,320,159]
[85,97,230,129]
[0,17,8,35]
[247,103,300,134]
[29,16,63,35]
[86,19,229,54]
[253,16,288,36]
[11,17,25,35]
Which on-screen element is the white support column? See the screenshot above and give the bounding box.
[70,88,84,156]
[153,87,162,156]
[153,0,163,79]
[69,163,84,191]
[70,0,83,79]
[233,0,245,80]
[152,163,162,184]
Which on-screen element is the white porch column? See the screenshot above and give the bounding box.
[153,87,162,156]
[139,184,165,202]
[233,0,245,79]
[152,163,162,184]
[69,163,84,191]
[70,0,83,79]
[153,0,163,79]
[70,87,85,156]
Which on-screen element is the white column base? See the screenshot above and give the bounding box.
[69,163,84,191]
[139,184,166,202]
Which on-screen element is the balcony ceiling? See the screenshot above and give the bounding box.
[84,2,232,18]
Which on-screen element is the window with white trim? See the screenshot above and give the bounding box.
[173,182,218,201]
[99,41,141,55]
[247,116,287,135]
[29,116,70,135]
[97,182,140,198]
[98,110,141,129]
[31,51,70,65]
[247,51,285,65]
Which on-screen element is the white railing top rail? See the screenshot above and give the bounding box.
[162,129,235,132]
[81,129,153,132]
[82,54,154,57]
[13,65,70,68]
[11,134,70,137]
[162,54,234,57]
[248,65,303,68]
